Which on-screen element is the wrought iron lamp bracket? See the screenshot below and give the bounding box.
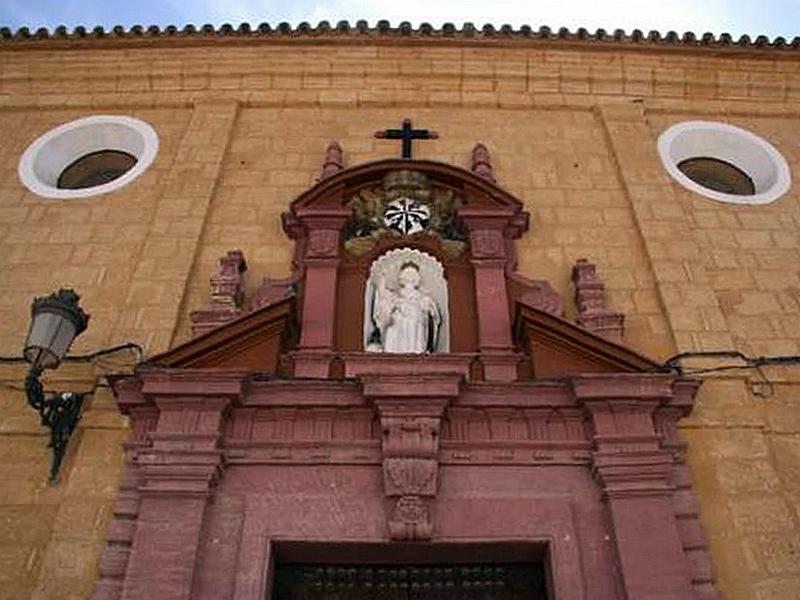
[24,364,86,484]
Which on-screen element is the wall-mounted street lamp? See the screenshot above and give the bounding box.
[23,288,89,483]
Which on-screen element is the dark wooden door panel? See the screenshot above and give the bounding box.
[273,563,547,599]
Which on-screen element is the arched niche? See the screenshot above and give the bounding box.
[336,235,476,353]
[363,248,450,354]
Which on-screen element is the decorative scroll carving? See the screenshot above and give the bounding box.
[381,416,441,457]
[190,249,247,337]
[319,141,344,180]
[381,415,441,540]
[381,417,440,540]
[383,457,437,495]
[470,142,495,182]
[343,170,466,257]
[572,259,624,342]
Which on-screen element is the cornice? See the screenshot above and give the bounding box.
[0,20,798,55]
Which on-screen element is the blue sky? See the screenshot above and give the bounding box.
[1,0,798,38]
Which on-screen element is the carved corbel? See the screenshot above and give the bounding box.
[190,250,248,337]
[363,373,459,541]
[380,416,441,541]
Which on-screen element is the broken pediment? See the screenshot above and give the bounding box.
[148,296,296,371]
[170,150,658,381]
[515,303,660,378]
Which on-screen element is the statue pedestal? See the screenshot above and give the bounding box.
[341,352,473,379]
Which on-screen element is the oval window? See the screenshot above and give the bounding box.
[18,115,159,199]
[657,121,791,205]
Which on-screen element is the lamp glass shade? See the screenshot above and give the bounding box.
[24,312,78,369]
[23,289,89,370]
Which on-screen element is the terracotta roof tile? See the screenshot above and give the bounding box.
[0,21,797,51]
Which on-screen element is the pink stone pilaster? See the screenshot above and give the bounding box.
[460,207,517,381]
[119,370,246,600]
[293,209,349,377]
[574,374,696,600]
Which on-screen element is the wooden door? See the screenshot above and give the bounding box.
[273,562,547,599]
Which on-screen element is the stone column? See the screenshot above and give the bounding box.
[460,207,518,382]
[293,209,349,378]
[119,369,245,600]
[574,374,695,600]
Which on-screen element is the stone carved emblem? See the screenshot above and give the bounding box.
[384,197,430,235]
[344,170,466,256]
[363,248,449,354]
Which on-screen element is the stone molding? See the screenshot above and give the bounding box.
[102,366,717,598]
[95,370,247,600]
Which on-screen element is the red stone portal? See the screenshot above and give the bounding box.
[94,158,720,600]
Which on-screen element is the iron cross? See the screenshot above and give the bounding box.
[374,119,439,159]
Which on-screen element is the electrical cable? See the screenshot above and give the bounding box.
[0,342,143,365]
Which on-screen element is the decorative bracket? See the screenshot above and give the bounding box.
[24,364,85,483]
[362,373,460,541]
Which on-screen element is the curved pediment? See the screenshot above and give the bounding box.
[283,159,529,241]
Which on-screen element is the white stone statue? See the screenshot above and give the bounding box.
[364,249,449,354]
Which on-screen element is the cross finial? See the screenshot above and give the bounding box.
[374,118,438,159]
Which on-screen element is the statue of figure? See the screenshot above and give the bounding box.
[370,262,441,353]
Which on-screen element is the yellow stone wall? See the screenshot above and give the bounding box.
[0,36,798,599]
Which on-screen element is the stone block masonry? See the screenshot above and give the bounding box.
[0,31,798,599]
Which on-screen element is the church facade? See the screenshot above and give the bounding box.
[0,22,799,600]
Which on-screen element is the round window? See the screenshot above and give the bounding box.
[18,115,159,199]
[657,121,791,205]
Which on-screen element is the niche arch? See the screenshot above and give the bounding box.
[336,235,475,354]
[363,247,450,354]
